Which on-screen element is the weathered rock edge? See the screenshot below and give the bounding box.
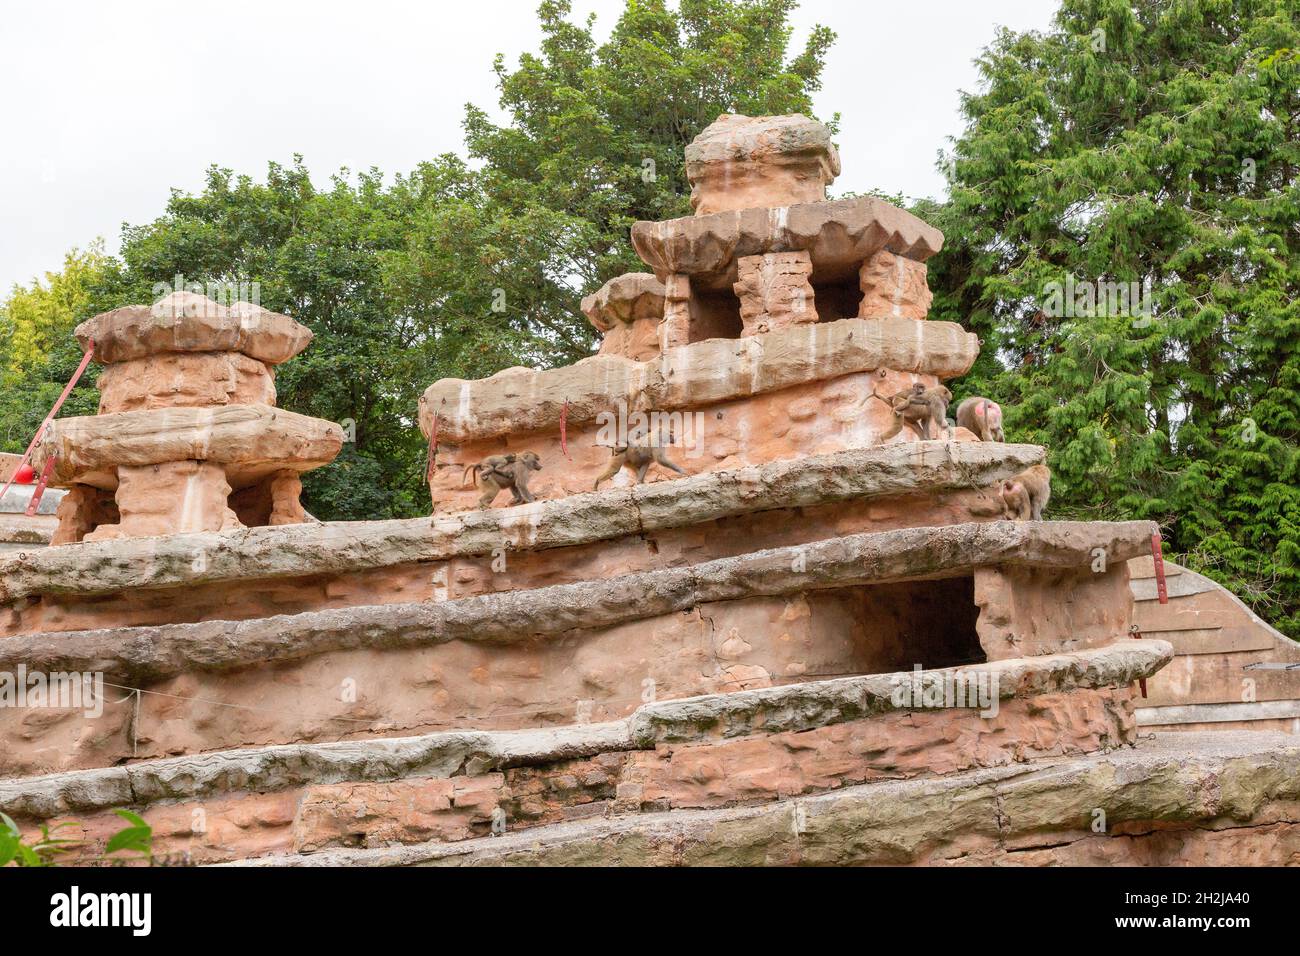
[419,317,978,442]
[0,640,1172,820]
[630,196,946,283]
[224,730,1299,867]
[0,442,1042,604]
[0,519,1157,683]
[32,404,344,484]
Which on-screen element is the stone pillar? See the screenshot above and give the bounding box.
[269,470,308,525]
[86,461,239,541]
[659,274,693,351]
[733,251,817,336]
[858,249,933,320]
[50,485,118,545]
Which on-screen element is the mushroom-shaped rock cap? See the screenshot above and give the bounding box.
[75,292,313,365]
[684,113,841,215]
[579,273,666,332]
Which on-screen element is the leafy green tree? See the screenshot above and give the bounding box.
[934,0,1300,634]
[0,245,114,453]
[98,0,836,519]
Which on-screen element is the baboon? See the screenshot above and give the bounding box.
[1000,464,1051,520]
[465,452,542,508]
[873,383,953,442]
[955,396,1005,442]
[593,444,686,489]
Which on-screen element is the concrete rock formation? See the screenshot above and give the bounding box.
[35,292,341,542]
[683,113,841,215]
[2,116,1295,868]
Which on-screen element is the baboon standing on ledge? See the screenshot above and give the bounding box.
[593,443,686,489]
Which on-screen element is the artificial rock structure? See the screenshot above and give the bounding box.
[33,292,342,542]
[2,115,1298,867]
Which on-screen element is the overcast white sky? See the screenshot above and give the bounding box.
[0,0,1057,292]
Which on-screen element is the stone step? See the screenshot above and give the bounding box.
[219,730,1300,867]
[1,642,1172,863]
[0,442,1042,606]
[0,640,1172,813]
[3,520,1158,684]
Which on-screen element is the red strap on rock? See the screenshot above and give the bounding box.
[427,413,448,486]
[24,453,57,517]
[0,341,94,505]
[559,399,571,460]
[1150,533,1168,605]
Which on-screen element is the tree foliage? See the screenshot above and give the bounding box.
[933,0,1300,634]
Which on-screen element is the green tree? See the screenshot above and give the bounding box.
[0,245,114,452]
[934,0,1300,634]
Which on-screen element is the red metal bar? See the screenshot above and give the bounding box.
[559,399,571,460]
[0,342,94,504]
[1150,532,1169,605]
[425,414,439,485]
[24,453,57,517]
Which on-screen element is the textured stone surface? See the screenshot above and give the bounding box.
[683,114,840,215]
[631,197,944,292]
[420,317,977,443]
[858,248,934,320]
[0,521,1158,684]
[733,251,817,334]
[0,640,1169,819]
[0,443,1041,605]
[75,292,312,365]
[579,273,666,361]
[85,460,239,541]
[31,404,343,489]
[96,351,276,413]
[580,273,665,332]
[975,562,1137,660]
[222,731,1300,866]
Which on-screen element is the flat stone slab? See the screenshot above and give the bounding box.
[580,272,665,331]
[75,293,312,365]
[222,730,1299,866]
[0,443,1041,603]
[0,519,1158,683]
[0,640,1172,818]
[631,196,944,291]
[31,404,344,490]
[421,317,977,442]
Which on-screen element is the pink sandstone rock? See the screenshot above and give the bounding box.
[684,113,840,215]
[96,351,277,413]
[76,292,313,365]
[84,461,239,541]
[858,248,934,320]
[733,251,818,334]
[580,273,666,361]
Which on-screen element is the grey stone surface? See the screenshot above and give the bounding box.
[1,519,1157,683]
[0,640,1171,819]
[0,443,1042,603]
[224,731,1300,867]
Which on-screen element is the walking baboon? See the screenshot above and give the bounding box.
[465,452,542,508]
[593,444,686,489]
